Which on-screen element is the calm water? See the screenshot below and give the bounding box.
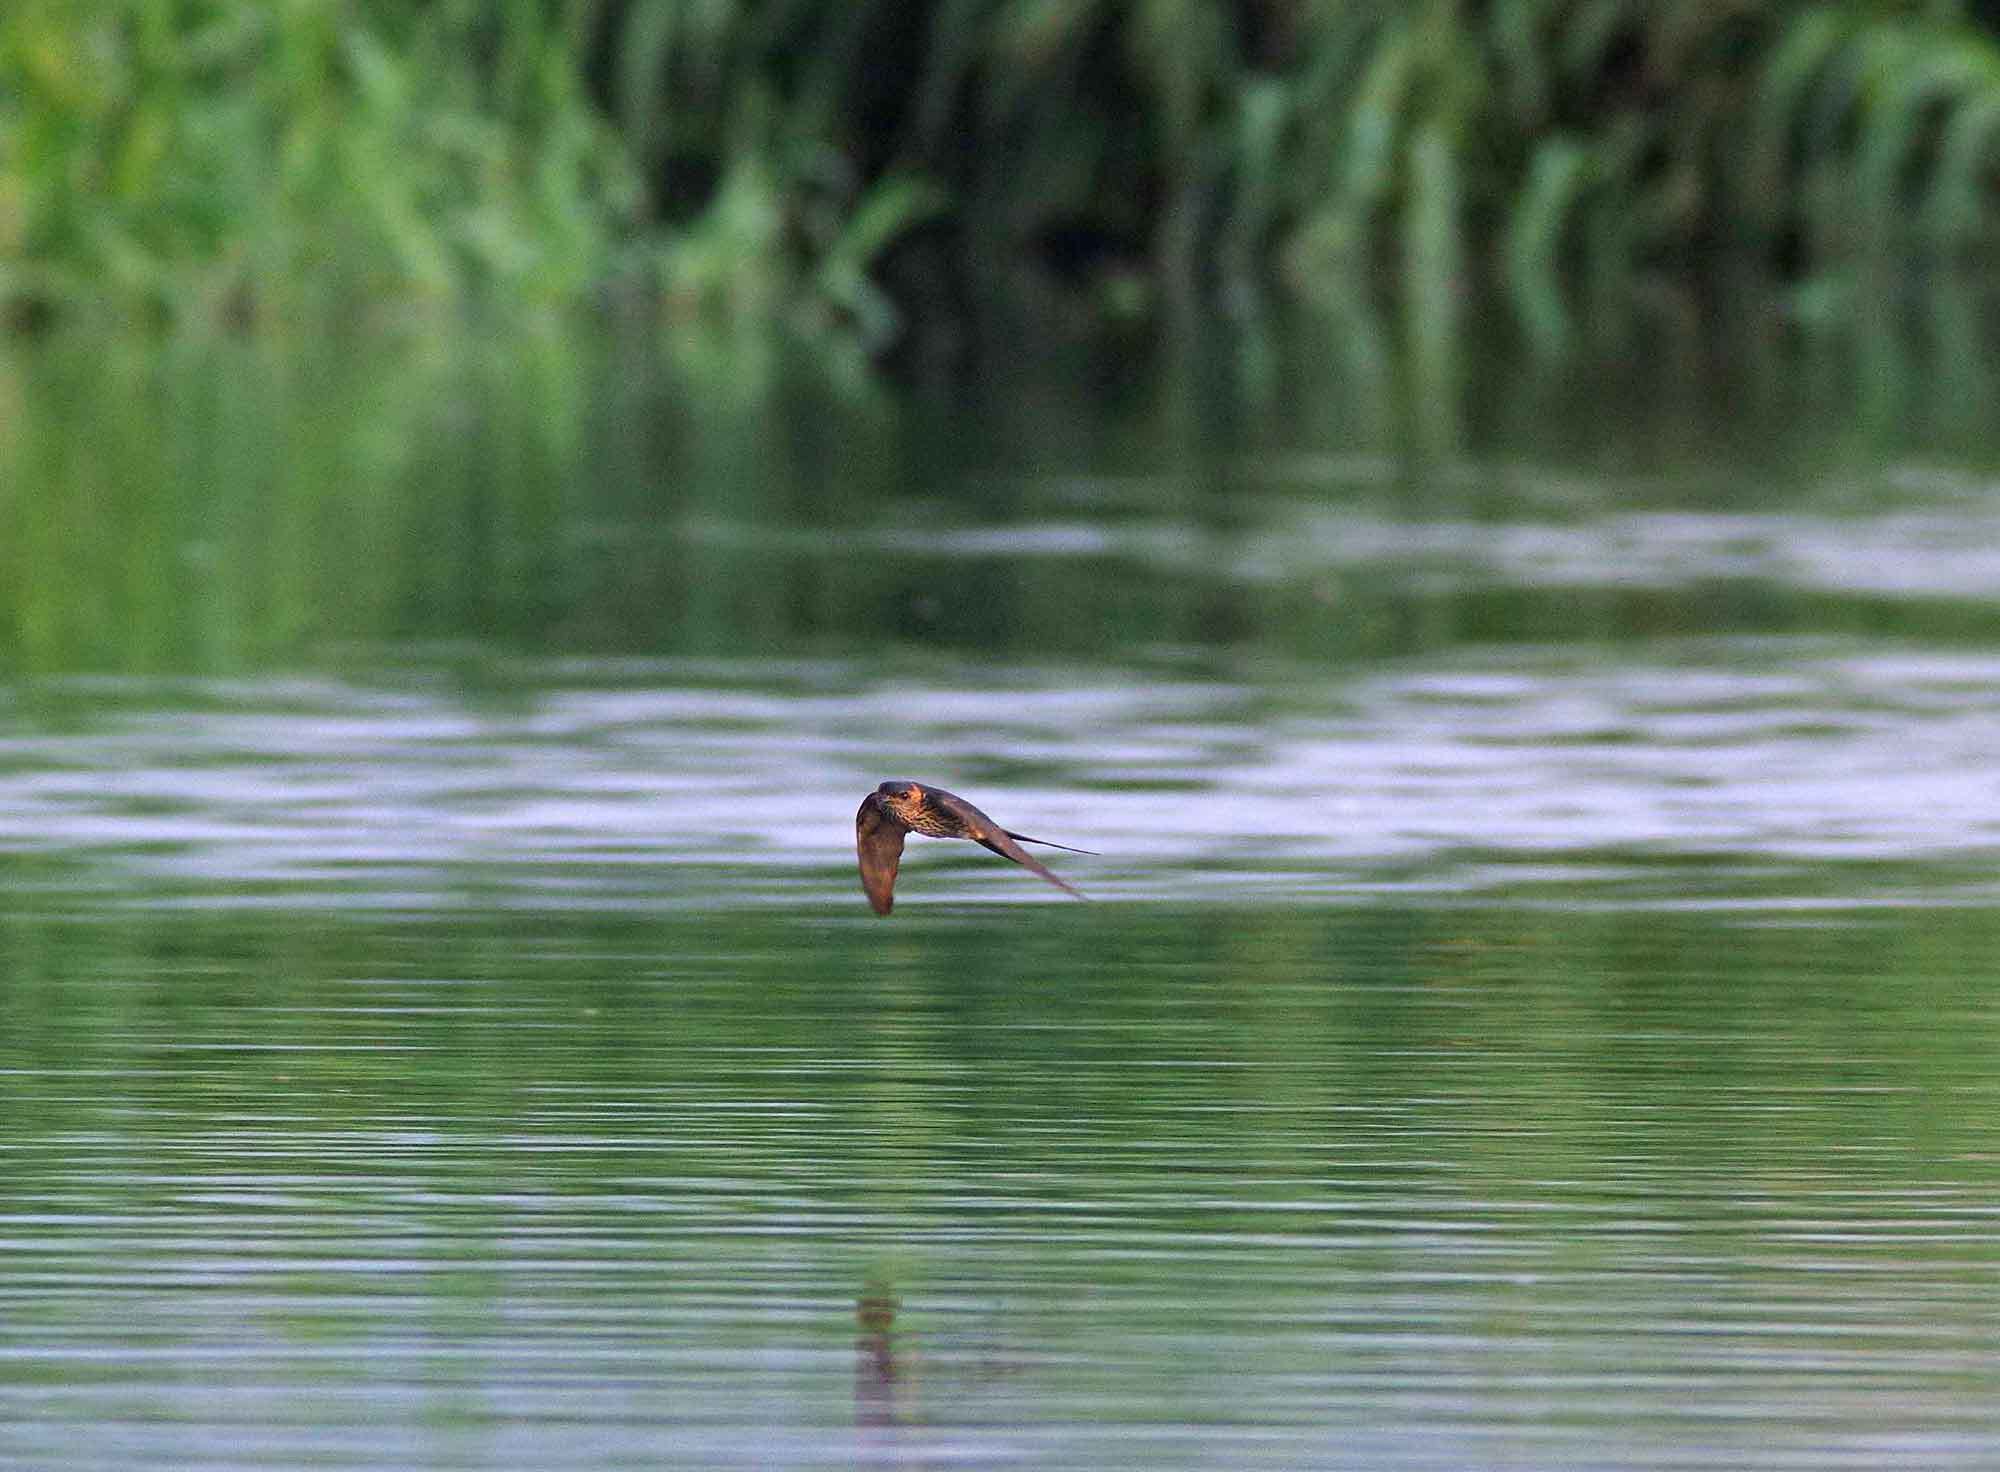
[4,307,2000,1467]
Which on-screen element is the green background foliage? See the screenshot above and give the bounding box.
[8,1,2000,348]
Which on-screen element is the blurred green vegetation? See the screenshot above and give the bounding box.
[0,1,638,329]
[9,1,2000,350]
[9,3,2000,680]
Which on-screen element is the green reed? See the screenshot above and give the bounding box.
[0,2,639,330]
[8,2,2000,350]
[580,0,2000,346]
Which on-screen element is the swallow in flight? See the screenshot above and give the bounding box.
[855,780,1094,915]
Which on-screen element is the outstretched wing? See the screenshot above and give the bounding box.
[855,793,908,916]
[928,789,1087,901]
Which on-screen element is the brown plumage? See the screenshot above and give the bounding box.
[855,780,1094,915]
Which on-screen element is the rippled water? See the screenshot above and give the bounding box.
[8,322,2000,1467]
[4,907,1998,1469]
[1,636,1996,911]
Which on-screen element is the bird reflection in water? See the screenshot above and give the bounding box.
[854,1276,906,1430]
[854,1268,1031,1448]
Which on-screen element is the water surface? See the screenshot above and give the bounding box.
[1,638,1996,912]
[5,309,2000,1467]
[4,905,1999,1470]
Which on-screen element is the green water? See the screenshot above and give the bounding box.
[4,298,2000,1466]
[4,906,1998,1468]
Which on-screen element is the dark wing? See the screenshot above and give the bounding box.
[927,789,1087,901]
[856,793,908,916]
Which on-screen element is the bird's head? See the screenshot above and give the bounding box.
[876,780,921,801]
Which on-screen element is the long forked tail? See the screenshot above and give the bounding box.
[1005,829,1099,856]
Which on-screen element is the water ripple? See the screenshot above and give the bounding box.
[1,643,1996,909]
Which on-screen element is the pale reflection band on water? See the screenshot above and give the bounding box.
[683,500,2000,602]
[0,642,1996,909]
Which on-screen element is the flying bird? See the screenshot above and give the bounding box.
[855,780,1094,915]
